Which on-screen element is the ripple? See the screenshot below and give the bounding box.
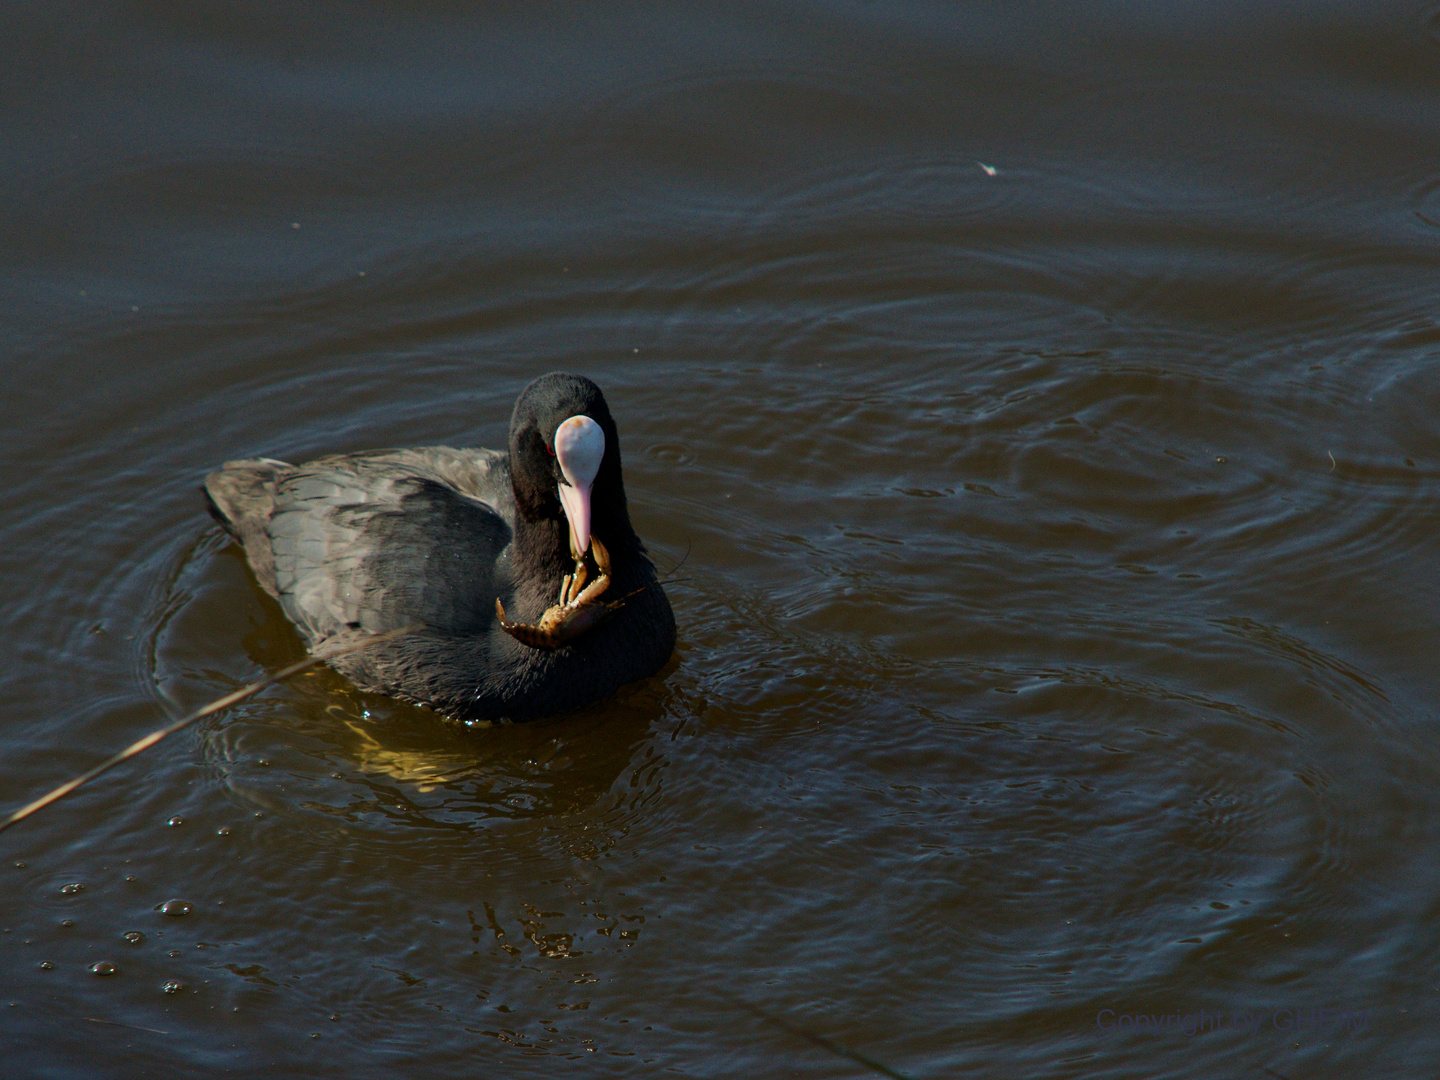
[579,63,923,218]
[742,153,1026,237]
[7,5,1440,1074]
[126,522,690,914]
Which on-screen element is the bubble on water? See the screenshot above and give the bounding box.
[123,931,145,945]
[38,962,54,970]
[60,920,73,928]
[13,861,25,868]
[158,900,193,917]
[90,961,117,976]
[167,817,184,827]
[167,950,181,957]
[125,875,137,882]
[216,827,231,836]
[58,883,85,895]
[162,981,184,995]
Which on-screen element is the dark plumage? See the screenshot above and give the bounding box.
[203,373,676,721]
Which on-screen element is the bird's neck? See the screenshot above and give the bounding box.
[510,500,643,587]
[510,513,574,583]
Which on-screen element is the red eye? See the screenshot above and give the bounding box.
[545,443,555,456]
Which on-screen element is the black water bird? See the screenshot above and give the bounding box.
[204,372,676,721]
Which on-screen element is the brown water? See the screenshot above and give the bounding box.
[4,2,1440,1076]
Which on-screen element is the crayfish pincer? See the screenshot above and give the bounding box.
[496,535,614,650]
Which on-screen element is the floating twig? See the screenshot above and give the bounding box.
[0,625,419,834]
[720,991,914,1080]
[86,1016,169,1035]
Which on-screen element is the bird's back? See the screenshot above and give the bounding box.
[206,446,513,641]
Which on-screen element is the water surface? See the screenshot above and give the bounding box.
[4,2,1440,1076]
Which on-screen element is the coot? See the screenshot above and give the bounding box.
[204,372,676,721]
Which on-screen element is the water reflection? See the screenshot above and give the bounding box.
[149,535,672,836]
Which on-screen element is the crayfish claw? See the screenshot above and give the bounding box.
[567,560,589,604]
[496,535,616,651]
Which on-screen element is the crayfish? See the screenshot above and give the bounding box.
[495,535,614,650]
